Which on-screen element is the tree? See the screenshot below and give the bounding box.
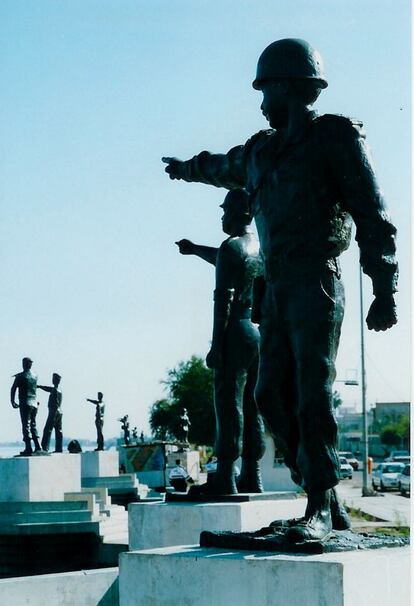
[149,356,216,445]
[380,425,401,448]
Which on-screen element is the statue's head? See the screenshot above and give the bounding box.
[220,189,251,234]
[253,39,327,128]
[97,391,103,401]
[22,357,33,371]
[52,373,61,386]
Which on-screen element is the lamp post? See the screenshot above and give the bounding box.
[359,266,374,496]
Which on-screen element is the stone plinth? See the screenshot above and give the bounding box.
[81,450,119,478]
[128,497,306,550]
[119,545,410,606]
[0,455,81,502]
[0,567,118,605]
[260,433,300,492]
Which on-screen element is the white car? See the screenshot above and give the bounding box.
[398,464,410,496]
[339,457,353,480]
[372,462,405,491]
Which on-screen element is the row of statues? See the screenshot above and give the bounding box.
[163,38,398,543]
[10,356,106,455]
[117,415,145,446]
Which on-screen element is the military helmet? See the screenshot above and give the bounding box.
[252,38,328,90]
[220,189,250,215]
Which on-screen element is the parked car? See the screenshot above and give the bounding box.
[338,451,359,471]
[339,457,353,480]
[372,462,405,491]
[398,464,410,496]
[386,450,410,463]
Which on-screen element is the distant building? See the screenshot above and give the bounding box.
[373,402,410,425]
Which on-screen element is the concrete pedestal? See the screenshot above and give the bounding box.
[81,450,119,478]
[119,545,410,606]
[0,455,80,502]
[128,497,306,550]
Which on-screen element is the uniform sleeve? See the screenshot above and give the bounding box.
[321,116,398,296]
[179,145,246,189]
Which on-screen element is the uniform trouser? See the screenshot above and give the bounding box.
[41,409,63,452]
[19,404,41,452]
[214,320,266,463]
[255,269,344,492]
[96,420,104,450]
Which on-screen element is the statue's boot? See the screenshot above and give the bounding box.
[18,438,33,456]
[210,459,238,494]
[330,487,351,530]
[286,489,332,543]
[237,459,264,493]
[269,487,350,532]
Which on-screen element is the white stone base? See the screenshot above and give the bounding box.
[119,545,410,606]
[0,567,118,606]
[0,454,81,502]
[128,497,306,550]
[81,450,119,478]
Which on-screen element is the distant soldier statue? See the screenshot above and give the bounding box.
[164,39,398,540]
[10,357,41,456]
[118,414,131,445]
[132,426,138,440]
[86,392,105,451]
[39,373,63,453]
[176,189,265,494]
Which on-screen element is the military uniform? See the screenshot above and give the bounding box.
[11,370,41,454]
[95,401,105,451]
[40,386,63,452]
[170,111,398,492]
[213,229,265,471]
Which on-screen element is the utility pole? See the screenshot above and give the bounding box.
[359,266,373,496]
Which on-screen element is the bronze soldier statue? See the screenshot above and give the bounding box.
[118,414,131,446]
[10,357,41,456]
[176,189,265,494]
[86,392,105,451]
[163,39,398,541]
[39,373,63,453]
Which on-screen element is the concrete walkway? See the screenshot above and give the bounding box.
[336,482,411,526]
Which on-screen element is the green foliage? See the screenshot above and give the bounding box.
[379,415,410,448]
[149,356,216,446]
[380,425,401,447]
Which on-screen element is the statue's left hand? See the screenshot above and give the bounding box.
[206,347,222,369]
[366,295,397,331]
[11,402,19,409]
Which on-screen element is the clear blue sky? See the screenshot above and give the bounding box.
[0,0,410,442]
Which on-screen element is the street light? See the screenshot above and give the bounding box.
[359,266,374,496]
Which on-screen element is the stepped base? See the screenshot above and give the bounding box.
[129,497,306,550]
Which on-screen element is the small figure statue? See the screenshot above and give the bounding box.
[118,414,131,445]
[163,39,398,541]
[178,408,190,445]
[140,431,145,443]
[86,392,105,451]
[38,373,63,453]
[132,426,138,440]
[10,357,41,456]
[176,189,265,494]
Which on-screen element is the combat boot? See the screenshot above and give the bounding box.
[286,489,332,543]
[237,459,264,493]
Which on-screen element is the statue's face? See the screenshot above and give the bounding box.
[260,80,288,128]
[221,208,234,235]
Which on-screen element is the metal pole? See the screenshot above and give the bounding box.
[359,266,371,495]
